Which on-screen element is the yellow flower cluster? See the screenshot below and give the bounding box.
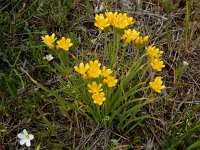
[146,46,165,72]
[41,33,73,51]
[149,76,165,93]
[94,12,166,93]
[94,12,166,94]
[74,60,118,105]
[88,81,105,105]
[94,12,134,30]
[146,46,165,93]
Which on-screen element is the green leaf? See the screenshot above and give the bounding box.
[60,51,69,67]
[167,125,200,150]
[6,80,18,100]
[121,58,147,89]
[108,98,147,126]
[36,144,41,150]
[118,100,150,128]
[126,115,153,132]
[39,110,60,140]
[186,138,200,150]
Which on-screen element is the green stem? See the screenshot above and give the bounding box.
[103,31,108,65]
[120,45,128,65]
[110,28,117,69]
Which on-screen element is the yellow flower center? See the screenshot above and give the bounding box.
[25,134,29,139]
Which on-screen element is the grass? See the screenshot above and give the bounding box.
[0,0,200,149]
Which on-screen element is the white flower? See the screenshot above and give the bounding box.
[43,54,54,61]
[183,61,189,66]
[17,129,34,147]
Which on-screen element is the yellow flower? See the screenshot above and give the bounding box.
[135,36,143,45]
[74,63,89,75]
[150,58,165,72]
[113,13,134,29]
[149,76,165,93]
[56,37,73,51]
[101,66,112,78]
[143,35,149,43]
[41,33,56,49]
[103,76,118,87]
[122,29,140,44]
[105,12,118,26]
[94,14,110,30]
[135,35,149,45]
[88,60,102,78]
[87,81,103,93]
[92,92,106,105]
[146,46,163,59]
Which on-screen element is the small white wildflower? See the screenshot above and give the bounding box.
[17,129,34,147]
[183,61,189,66]
[43,54,54,61]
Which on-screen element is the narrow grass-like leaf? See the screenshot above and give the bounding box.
[6,80,18,100]
[167,125,200,150]
[21,67,71,118]
[186,138,200,150]
[108,98,146,125]
[126,115,157,132]
[39,109,60,140]
[121,57,147,88]
[118,99,150,128]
